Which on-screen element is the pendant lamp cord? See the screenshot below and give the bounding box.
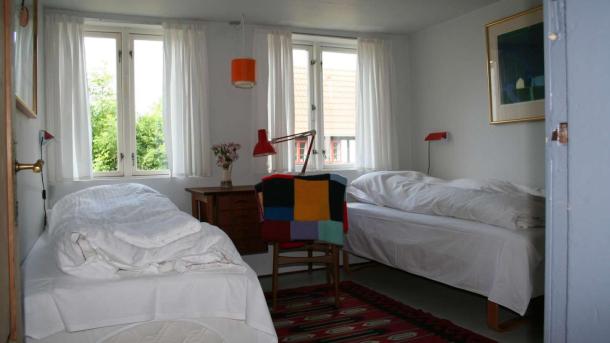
[241,13,246,57]
[427,141,431,176]
[39,137,48,227]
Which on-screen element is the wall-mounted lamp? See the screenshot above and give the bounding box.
[424,131,448,142]
[253,129,316,175]
[424,131,448,175]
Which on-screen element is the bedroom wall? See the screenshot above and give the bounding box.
[40,20,410,273]
[408,0,544,189]
[14,3,46,261]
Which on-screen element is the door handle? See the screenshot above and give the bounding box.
[15,159,44,173]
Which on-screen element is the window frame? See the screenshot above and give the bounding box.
[84,24,168,178]
[84,30,124,177]
[292,35,358,170]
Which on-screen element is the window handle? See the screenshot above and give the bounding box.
[120,153,124,160]
[131,153,135,166]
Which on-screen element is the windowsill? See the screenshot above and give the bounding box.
[54,174,173,184]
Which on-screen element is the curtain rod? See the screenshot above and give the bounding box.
[292,31,357,40]
[44,7,386,39]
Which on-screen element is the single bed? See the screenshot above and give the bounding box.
[22,184,277,343]
[343,171,545,330]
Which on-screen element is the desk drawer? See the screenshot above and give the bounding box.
[217,193,258,210]
[218,209,259,226]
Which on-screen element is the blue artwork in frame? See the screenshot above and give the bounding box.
[486,6,544,124]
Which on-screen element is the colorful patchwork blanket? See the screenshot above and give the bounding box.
[256,174,348,245]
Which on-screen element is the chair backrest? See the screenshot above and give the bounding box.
[256,174,348,245]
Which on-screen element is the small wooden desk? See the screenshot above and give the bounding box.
[186,186,267,255]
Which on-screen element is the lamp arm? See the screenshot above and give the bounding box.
[268,130,316,175]
[270,130,316,144]
[300,130,316,175]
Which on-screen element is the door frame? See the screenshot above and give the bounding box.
[2,0,18,340]
[544,0,569,342]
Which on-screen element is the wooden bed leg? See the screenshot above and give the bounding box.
[487,301,501,331]
[487,300,526,332]
[342,249,351,275]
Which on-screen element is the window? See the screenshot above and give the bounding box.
[292,35,357,169]
[84,25,167,177]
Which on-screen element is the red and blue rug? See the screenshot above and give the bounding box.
[268,281,495,343]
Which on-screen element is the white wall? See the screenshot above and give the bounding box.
[42,21,409,274]
[408,0,544,188]
[14,3,46,261]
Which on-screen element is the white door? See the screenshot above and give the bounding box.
[545,0,610,341]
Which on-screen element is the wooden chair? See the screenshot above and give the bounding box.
[256,174,348,311]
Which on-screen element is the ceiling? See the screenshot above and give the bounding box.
[43,0,500,34]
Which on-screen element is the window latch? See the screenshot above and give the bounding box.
[311,104,317,111]
[129,50,133,58]
[118,50,122,63]
[120,152,124,161]
[131,153,135,166]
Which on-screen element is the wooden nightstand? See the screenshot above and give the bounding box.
[186,186,267,255]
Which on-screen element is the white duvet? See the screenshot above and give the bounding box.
[49,183,242,279]
[348,171,545,230]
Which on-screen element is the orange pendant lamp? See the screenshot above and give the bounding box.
[231,14,256,89]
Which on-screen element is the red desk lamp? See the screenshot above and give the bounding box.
[253,129,316,175]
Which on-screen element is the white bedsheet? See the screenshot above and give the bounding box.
[345,202,544,315]
[23,232,277,342]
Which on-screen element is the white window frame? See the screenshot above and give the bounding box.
[85,24,168,178]
[292,34,357,170]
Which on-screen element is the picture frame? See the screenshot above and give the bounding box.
[485,6,544,124]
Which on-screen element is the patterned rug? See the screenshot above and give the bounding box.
[268,281,496,343]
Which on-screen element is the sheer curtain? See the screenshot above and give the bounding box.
[162,22,211,177]
[266,31,295,172]
[356,38,398,171]
[44,13,92,182]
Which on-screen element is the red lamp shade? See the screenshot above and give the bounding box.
[424,131,448,141]
[231,58,256,88]
[39,130,55,145]
[253,129,276,157]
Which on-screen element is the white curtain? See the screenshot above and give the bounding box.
[162,22,211,177]
[45,13,92,182]
[356,38,398,170]
[266,31,294,172]
[251,29,270,174]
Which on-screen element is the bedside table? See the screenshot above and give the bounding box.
[186,186,267,255]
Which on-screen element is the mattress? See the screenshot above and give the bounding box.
[345,202,544,315]
[23,232,277,342]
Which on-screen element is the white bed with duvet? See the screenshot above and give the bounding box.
[22,184,277,343]
[345,171,545,319]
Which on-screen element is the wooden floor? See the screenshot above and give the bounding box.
[259,263,544,343]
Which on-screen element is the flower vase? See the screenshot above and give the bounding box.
[220,165,233,188]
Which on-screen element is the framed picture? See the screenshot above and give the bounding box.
[486,6,544,124]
